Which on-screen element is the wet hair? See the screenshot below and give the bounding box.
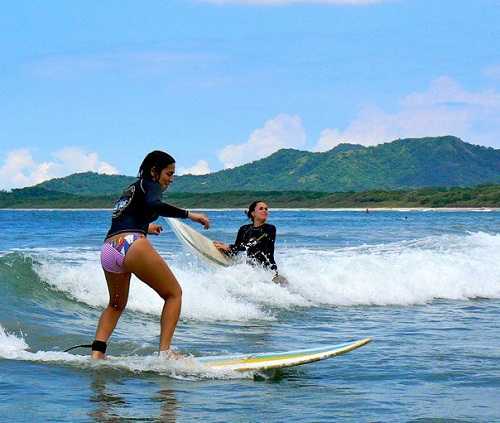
[138,151,175,181]
[246,200,265,221]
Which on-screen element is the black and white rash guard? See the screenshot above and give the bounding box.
[228,223,277,272]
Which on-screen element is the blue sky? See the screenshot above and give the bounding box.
[1,0,500,189]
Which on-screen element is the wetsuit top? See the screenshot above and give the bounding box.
[229,223,277,272]
[106,178,188,239]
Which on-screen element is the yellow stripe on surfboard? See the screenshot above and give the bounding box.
[203,338,372,371]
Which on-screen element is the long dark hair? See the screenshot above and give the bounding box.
[138,151,175,181]
[246,200,265,221]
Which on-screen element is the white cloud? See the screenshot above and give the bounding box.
[314,76,500,151]
[52,147,118,174]
[0,148,119,190]
[483,64,500,80]
[218,114,307,168]
[315,128,344,151]
[403,76,500,109]
[178,160,211,175]
[201,0,386,5]
[30,51,217,79]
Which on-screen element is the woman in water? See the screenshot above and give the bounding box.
[214,200,286,285]
[93,150,209,359]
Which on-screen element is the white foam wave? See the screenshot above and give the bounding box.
[282,232,500,306]
[0,324,248,380]
[19,232,500,320]
[29,249,285,322]
[0,325,29,359]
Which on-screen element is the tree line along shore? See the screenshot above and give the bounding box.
[1,184,499,209]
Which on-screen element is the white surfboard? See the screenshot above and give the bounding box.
[167,218,233,267]
[197,338,372,372]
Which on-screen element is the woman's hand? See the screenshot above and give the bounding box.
[188,212,210,229]
[272,273,288,287]
[148,223,163,235]
[213,241,231,253]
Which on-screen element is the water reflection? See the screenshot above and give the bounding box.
[88,373,179,422]
[155,387,179,422]
[89,373,128,422]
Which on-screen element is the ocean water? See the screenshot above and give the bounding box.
[1,208,499,422]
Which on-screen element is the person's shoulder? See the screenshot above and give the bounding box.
[262,223,276,235]
[141,178,156,188]
[239,223,252,230]
[141,178,161,192]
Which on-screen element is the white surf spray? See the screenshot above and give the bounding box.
[30,249,275,322]
[0,324,250,380]
[18,231,500,321]
[282,232,500,306]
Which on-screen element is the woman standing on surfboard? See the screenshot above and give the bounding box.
[214,200,287,285]
[92,150,209,359]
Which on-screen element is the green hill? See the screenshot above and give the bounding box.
[0,187,115,208]
[36,172,136,196]
[171,136,500,192]
[1,185,499,209]
[19,136,500,196]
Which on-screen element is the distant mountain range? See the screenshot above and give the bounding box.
[36,172,136,197]
[33,136,500,195]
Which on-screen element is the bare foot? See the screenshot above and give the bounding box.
[159,349,185,360]
[91,351,105,360]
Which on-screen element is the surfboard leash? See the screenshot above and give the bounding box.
[64,340,107,353]
[63,344,92,352]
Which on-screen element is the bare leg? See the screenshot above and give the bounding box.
[124,238,182,352]
[92,271,131,359]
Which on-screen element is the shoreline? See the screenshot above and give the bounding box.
[1,207,498,212]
